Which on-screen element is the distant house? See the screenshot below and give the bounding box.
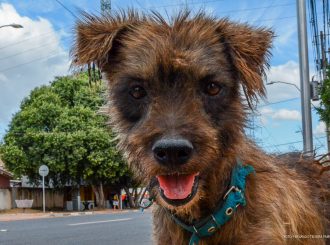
[0,159,13,188]
[0,159,13,210]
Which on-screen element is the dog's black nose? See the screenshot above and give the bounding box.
[152,138,194,166]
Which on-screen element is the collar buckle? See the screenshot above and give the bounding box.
[223,185,241,200]
[193,225,199,235]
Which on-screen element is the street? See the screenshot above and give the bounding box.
[0,210,152,245]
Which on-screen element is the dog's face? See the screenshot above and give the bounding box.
[73,11,272,211]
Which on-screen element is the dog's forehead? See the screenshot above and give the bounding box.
[116,22,232,81]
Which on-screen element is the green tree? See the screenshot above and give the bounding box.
[317,69,330,126]
[0,73,128,208]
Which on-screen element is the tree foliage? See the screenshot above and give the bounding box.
[317,69,330,125]
[0,73,128,193]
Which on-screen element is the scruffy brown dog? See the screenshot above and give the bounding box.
[72,11,329,245]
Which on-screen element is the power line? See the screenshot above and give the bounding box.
[257,0,276,22]
[258,97,300,108]
[0,37,70,61]
[54,0,78,19]
[260,124,281,152]
[307,0,319,77]
[0,16,298,73]
[263,136,326,148]
[0,1,78,51]
[142,0,226,9]
[0,1,300,73]
[0,32,56,50]
[263,140,303,148]
[0,2,301,51]
[327,0,330,48]
[314,135,326,148]
[217,3,296,15]
[147,0,295,12]
[0,51,66,73]
[257,15,296,22]
[0,26,73,51]
[308,0,330,81]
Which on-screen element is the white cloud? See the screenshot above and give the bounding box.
[257,107,301,124]
[0,3,69,137]
[314,121,327,136]
[265,61,300,102]
[258,107,273,125]
[272,109,301,121]
[259,107,273,115]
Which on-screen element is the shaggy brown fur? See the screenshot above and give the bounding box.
[72,10,329,245]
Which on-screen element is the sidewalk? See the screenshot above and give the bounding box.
[0,208,137,222]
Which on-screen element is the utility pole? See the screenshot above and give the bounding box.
[101,0,111,15]
[296,0,313,156]
[320,31,327,80]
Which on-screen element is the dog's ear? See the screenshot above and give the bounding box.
[71,12,142,69]
[217,20,273,104]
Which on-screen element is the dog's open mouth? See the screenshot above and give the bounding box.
[156,173,199,206]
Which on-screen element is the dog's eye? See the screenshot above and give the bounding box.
[205,82,221,96]
[129,85,147,99]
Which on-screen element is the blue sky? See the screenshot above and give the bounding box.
[0,0,327,154]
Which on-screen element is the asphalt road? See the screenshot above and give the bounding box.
[0,210,152,245]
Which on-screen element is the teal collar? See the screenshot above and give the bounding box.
[169,159,255,245]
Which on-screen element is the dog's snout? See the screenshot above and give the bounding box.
[152,138,194,166]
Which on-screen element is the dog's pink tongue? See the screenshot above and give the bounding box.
[157,173,197,200]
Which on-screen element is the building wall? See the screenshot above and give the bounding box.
[80,186,94,201]
[0,175,10,188]
[0,189,12,210]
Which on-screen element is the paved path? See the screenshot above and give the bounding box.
[0,210,152,245]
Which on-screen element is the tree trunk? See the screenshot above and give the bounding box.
[99,183,105,209]
[124,186,148,208]
[92,183,105,209]
[124,186,135,208]
[92,185,100,207]
[140,187,147,200]
[135,187,146,207]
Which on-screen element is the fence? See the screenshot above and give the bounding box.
[0,189,11,210]
[12,188,64,209]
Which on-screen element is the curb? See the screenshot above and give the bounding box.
[49,211,94,217]
[0,209,145,221]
